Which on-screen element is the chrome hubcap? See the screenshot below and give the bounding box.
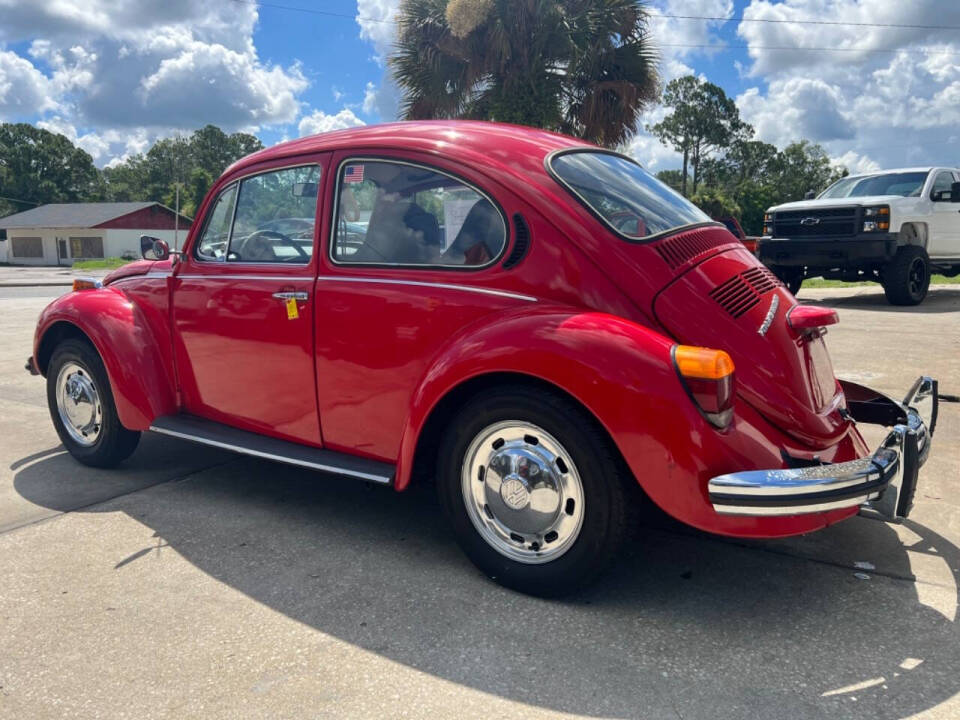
[461,421,585,564]
[55,362,102,447]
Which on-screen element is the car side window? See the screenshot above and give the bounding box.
[931,171,955,201]
[331,160,506,267]
[195,184,237,261]
[224,165,321,264]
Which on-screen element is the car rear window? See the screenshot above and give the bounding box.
[549,151,711,240]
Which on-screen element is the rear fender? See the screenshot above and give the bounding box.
[395,307,691,492]
[34,287,176,430]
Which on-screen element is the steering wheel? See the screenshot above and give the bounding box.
[233,229,308,263]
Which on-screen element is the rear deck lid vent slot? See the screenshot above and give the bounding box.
[655,227,732,270]
[710,266,783,318]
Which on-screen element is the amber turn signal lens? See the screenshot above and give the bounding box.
[674,345,735,380]
[72,278,99,291]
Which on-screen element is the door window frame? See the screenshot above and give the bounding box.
[191,161,324,268]
[328,155,509,271]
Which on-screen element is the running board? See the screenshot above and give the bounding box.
[149,415,394,485]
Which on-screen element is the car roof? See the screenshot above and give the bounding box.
[841,167,942,180]
[225,121,594,179]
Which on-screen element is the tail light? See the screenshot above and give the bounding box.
[673,345,736,428]
[787,305,838,335]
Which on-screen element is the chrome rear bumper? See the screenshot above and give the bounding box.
[708,377,937,520]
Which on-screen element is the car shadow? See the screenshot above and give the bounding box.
[797,285,960,314]
[12,446,960,719]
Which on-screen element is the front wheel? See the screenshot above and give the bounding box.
[437,386,631,596]
[883,246,930,306]
[47,339,140,467]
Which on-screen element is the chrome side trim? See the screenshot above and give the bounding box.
[315,275,538,302]
[107,273,171,285]
[148,424,392,484]
[175,274,311,283]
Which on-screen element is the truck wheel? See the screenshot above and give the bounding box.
[773,267,803,295]
[436,385,631,597]
[47,338,140,467]
[882,246,930,306]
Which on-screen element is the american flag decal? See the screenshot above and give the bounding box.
[344,164,364,183]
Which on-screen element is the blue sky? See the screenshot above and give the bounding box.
[1,1,958,174]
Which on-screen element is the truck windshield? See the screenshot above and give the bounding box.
[819,171,929,199]
[549,151,711,239]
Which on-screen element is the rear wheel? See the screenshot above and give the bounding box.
[773,266,803,295]
[47,339,140,467]
[882,246,930,306]
[436,386,631,596]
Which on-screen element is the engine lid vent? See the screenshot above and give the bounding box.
[655,226,733,270]
[710,266,783,318]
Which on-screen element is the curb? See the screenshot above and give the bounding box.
[0,282,74,288]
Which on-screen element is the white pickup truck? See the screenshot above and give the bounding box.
[758,167,960,305]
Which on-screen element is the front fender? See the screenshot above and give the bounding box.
[34,287,176,430]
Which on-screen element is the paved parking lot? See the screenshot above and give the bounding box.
[0,283,958,719]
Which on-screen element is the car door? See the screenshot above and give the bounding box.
[927,170,960,257]
[171,157,329,445]
[312,153,520,461]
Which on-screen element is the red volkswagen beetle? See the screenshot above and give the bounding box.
[27,122,938,595]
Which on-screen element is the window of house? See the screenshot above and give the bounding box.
[11,237,43,258]
[331,160,506,267]
[69,236,104,258]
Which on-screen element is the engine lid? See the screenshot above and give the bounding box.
[653,246,848,448]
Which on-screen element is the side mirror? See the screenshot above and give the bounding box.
[140,235,170,261]
[951,182,960,203]
[804,190,816,200]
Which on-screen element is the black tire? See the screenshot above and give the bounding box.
[773,266,803,296]
[47,338,140,467]
[882,246,930,306]
[436,385,631,597]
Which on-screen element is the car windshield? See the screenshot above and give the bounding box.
[549,151,711,239]
[819,171,930,199]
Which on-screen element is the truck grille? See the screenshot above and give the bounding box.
[773,207,858,238]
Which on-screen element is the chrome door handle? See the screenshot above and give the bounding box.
[272,291,309,301]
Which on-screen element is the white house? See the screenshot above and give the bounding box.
[0,202,192,266]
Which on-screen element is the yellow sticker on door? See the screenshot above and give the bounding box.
[286,297,299,320]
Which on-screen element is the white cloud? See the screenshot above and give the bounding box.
[0,0,310,164]
[298,108,365,136]
[356,0,400,62]
[734,0,960,170]
[0,50,58,118]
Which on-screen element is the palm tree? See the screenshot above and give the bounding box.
[390,0,659,147]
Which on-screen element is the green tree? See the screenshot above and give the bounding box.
[689,186,740,219]
[103,125,264,215]
[649,76,749,195]
[390,0,660,147]
[0,123,101,217]
[654,169,687,193]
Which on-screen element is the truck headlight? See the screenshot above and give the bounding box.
[862,205,889,232]
[763,213,772,235]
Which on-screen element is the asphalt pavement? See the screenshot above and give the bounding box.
[0,283,958,719]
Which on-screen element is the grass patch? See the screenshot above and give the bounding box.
[71,257,135,270]
[802,274,960,289]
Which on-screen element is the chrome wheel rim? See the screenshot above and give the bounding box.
[55,362,102,447]
[461,421,585,564]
